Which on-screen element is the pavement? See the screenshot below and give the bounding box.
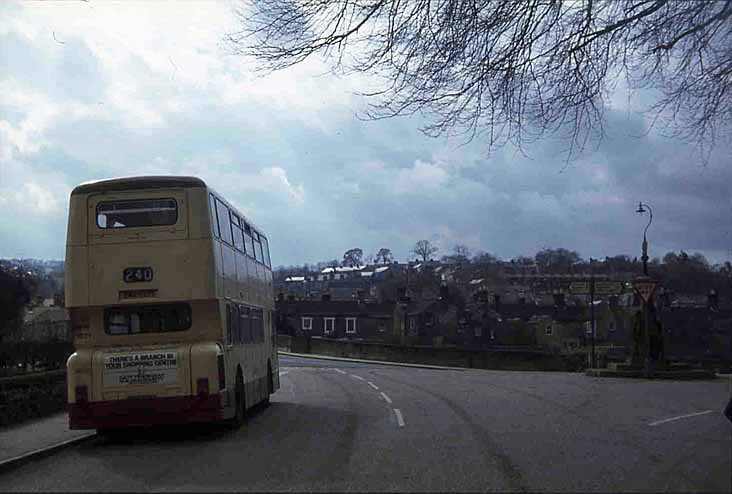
[0,413,95,470]
[0,354,729,491]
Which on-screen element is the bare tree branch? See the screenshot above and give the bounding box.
[228,0,732,159]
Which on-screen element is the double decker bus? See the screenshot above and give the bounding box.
[65,176,279,431]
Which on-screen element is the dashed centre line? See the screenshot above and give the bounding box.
[394,408,405,427]
[329,366,404,429]
[648,410,714,427]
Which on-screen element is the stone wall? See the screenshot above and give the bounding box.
[0,370,67,428]
[289,336,583,371]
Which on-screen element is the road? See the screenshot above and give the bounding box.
[0,355,730,492]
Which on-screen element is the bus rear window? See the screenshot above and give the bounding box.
[104,303,191,335]
[97,198,177,229]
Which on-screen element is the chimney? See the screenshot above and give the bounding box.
[553,292,565,308]
[321,293,331,302]
[493,293,501,312]
[708,289,719,310]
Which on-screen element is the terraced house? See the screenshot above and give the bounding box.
[275,296,404,343]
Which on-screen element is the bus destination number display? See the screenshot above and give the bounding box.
[123,267,153,283]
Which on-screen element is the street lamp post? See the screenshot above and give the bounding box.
[636,202,653,276]
[636,202,654,374]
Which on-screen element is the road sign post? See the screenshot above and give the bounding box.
[569,277,623,370]
[590,261,595,369]
[633,278,658,376]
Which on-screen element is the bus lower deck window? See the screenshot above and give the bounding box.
[104,303,192,335]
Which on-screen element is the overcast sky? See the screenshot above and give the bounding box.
[1,0,731,267]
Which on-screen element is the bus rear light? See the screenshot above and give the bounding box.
[196,378,210,396]
[217,355,226,390]
[75,385,88,404]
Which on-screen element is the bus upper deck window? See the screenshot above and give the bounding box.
[244,223,256,259]
[254,233,265,264]
[97,198,177,229]
[261,236,271,268]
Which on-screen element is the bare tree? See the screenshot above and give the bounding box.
[412,239,438,262]
[228,0,732,158]
[375,247,393,264]
[442,244,471,264]
[343,247,364,267]
[473,251,500,265]
[453,244,471,262]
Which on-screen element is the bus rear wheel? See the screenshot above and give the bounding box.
[231,371,245,427]
[97,428,126,440]
[263,364,273,406]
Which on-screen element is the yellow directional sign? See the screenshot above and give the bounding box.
[569,281,623,295]
[570,282,590,294]
[594,282,623,295]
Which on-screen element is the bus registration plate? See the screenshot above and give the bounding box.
[123,267,153,283]
[103,350,178,386]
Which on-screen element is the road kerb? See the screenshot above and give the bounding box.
[278,351,468,371]
[0,432,97,474]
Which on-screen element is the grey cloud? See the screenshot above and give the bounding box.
[2,7,732,267]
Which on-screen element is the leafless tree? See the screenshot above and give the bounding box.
[227,0,732,159]
[412,239,438,261]
[375,247,393,264]
[343,247,364,266]
[442,244,471,263]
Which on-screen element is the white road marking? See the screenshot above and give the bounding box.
[648,410,714,427]
[367,381,379,390]
[279,371,289,376]
[380,392,392,404]
[394,408,405,427]
[350,374,365,381]
[334,369,347,375]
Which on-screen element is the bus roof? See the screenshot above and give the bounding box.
[71,176,207,196]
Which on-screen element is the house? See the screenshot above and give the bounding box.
[404,284,471,346]
[318,265,367,281]
[659,301,732,361]
[486,292,593,352]
[20,307,71,342]
[462,297,503,348]
[275,297,403,343]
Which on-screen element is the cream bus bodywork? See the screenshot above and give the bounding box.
[65,176,279,429]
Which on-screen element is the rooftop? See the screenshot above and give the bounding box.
[71,175,206,195]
